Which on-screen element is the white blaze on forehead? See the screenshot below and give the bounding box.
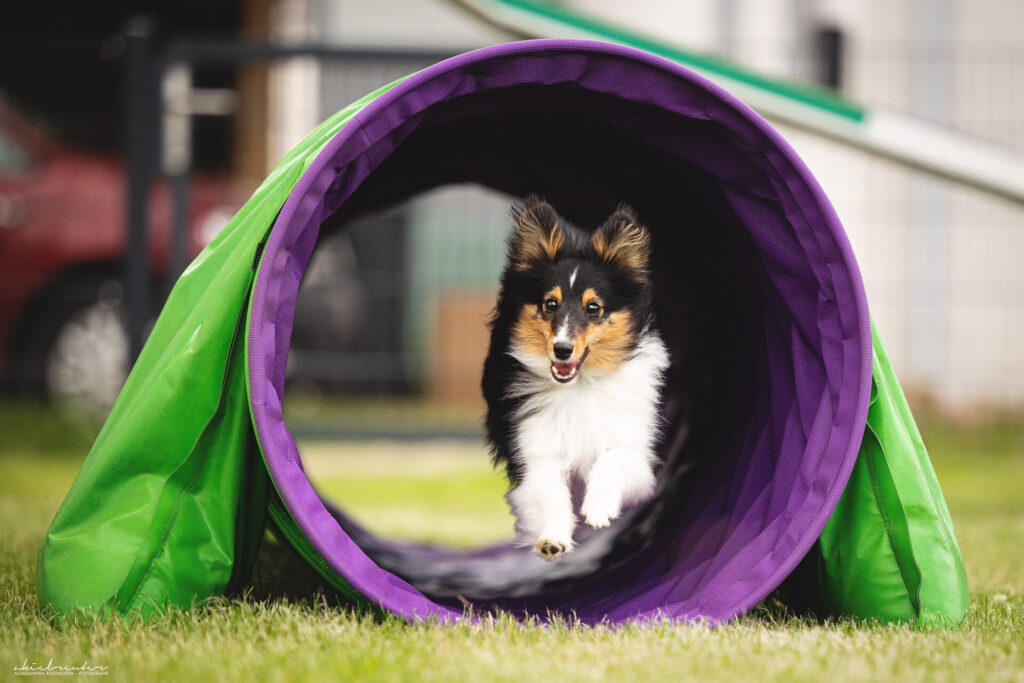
[568,266,579,289]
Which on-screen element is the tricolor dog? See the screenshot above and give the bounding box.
[482,196,669,560]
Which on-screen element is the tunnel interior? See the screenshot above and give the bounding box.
[248,44,869,624]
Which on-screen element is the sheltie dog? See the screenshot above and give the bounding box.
[482,196,669,561]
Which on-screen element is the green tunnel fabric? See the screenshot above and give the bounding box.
[35,57,966,625]
[35,87,388,614]
[781,326,969,626]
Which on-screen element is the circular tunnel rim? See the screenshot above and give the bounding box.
[246,39,873,625]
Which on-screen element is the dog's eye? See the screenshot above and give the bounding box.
[543,298,558,313]
[586,302,601,317]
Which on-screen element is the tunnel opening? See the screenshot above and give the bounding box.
[248,42,870,624]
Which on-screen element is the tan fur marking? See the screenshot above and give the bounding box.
[577,311,636,373]
[510,292,633,371]
[544,222,565,260]
[511,303,551,359]
[591,222,650,278]
[513,213,565,271]
[544,286,563,306]
[580,288,603,310]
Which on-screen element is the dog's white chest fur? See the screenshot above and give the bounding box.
[512,333,667,473]
[507,332,669,558]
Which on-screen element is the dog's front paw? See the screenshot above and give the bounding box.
[581,491,621,529]
[533,537,572,561]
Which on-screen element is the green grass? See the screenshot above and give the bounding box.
[303,441,514,547]
[1,403,1022,682]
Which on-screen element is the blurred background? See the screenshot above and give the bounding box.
[0,1,1021,551]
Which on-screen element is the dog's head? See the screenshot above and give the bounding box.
[505,196,653,384]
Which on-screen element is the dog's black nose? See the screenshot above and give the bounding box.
[553,342,573,360]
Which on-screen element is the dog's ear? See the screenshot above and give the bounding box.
[509,195,566,270]
[591,203,651,281]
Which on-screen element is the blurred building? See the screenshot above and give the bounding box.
[252,0,517,405]
[257,0,1023,413]
[2,0,1021,416]
[559,0,1024,413]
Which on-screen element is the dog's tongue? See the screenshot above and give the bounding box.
[554,362,575,376]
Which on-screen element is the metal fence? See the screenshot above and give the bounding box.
[784,42,1024,413]
[10,36,1020,432]
[290,45,1024,432]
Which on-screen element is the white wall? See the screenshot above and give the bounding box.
[316,0,511,49]
[271,0,1024,411]
[814,0,1024,410]
[266,0,321,169]
[572,0,1024,410]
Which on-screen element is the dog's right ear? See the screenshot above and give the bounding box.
[509,195,565,271]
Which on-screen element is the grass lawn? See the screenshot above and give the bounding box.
[1,403,1022,682]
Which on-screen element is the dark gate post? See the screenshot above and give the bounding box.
[123,16,158,362]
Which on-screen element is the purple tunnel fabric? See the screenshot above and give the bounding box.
[247,40,872,625]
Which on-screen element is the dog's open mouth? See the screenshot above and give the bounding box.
[551,347,590,383]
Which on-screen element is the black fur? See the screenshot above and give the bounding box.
[481,196,656,484]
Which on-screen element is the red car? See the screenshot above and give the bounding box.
[0,96,245,412]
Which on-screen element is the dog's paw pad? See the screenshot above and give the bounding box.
[584,512,612,529]
[534,538,569,561]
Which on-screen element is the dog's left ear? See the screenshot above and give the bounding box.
[591,204,651,281]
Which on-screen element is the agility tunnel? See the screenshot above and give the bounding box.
[38,40,967,626]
